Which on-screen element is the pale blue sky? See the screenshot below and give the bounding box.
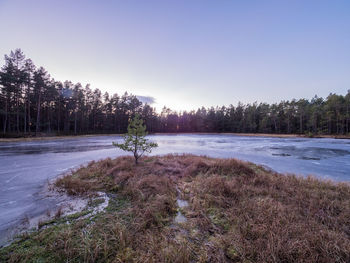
[0,0,349,111]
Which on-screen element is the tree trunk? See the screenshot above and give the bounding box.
[48,105,51,133]
[24,99,26,133]
[114,114,117,132]
[16,94,20,134]
[3,99,8,134]
[80,110,83,133]
[36,90,41,134]
[134,135,138,164]
[64,109,69,133]
[347,105,349,134]
[336,112,339,134]
[93,111,96,132]
[57,100,61,133]
[28,95,31,133]
[74,109,77,134]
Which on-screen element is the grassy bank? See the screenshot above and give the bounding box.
[1,155,349,262]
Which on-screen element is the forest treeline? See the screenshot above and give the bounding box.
[1,49,350,137]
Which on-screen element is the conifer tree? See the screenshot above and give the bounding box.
[113,114,158,164]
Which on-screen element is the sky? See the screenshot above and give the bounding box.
[0,0,349,112]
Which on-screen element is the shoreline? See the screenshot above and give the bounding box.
[0,134,122,143]
[0,176,109,248]
[154,132,350,139]
[1,132,349,142]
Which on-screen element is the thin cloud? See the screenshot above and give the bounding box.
[136,95,156,105]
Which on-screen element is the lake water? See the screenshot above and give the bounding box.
[0,134,349,244]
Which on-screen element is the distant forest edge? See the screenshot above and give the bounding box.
[1,49,350,138]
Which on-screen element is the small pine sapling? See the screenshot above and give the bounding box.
[113,114,158,164]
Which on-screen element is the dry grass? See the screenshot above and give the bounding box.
[1,154,349,262]
[188,169,350,262]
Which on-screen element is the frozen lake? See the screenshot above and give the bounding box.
[1,134,350,244]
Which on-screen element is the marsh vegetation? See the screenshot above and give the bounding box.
[1,155,349,262]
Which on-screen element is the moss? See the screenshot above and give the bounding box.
[226,246,240,261]
[88,198,105,208]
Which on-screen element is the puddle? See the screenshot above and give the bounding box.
[175,210,187,223]
[177,199,188,208]
[174,187,189,224]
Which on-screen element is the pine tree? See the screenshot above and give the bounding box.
[113,114,158,164]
